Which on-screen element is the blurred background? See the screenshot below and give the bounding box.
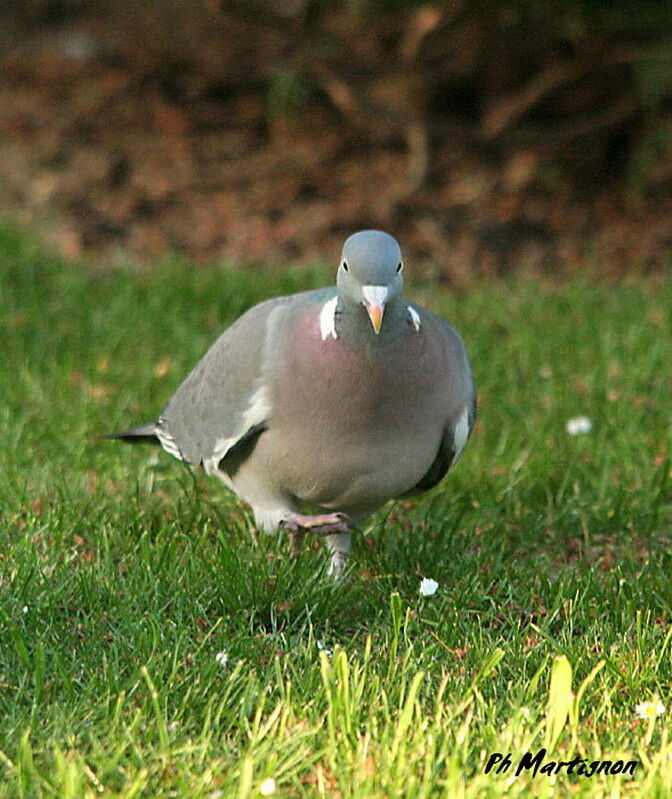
[1,0,671,282]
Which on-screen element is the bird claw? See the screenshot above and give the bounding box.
[280,513,355,576]
[279,512,354,536]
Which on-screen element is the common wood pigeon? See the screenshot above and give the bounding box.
[104,231,476,575]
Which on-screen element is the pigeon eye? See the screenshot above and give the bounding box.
[342,261,349,271]
[397,262,403,273]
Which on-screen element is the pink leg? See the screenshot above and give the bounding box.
[279,512,353,537]
[279,512,355,575]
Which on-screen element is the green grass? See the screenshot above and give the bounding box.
[0,223,671,797]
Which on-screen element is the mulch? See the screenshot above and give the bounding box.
[1,13,670,281]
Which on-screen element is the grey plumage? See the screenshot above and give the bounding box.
[105,230,476,574]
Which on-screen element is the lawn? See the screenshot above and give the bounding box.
[1,224,671,797]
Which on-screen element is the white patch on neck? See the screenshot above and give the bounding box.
[319,296,338,340]
[407,305,421,331]
[451,406,470,465]
[205,384,272,475]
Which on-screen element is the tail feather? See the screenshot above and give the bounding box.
[99,421,159,444]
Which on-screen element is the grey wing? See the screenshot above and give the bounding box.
[159,288,331,469]
[160,296,285,467]
[408,305,477,493]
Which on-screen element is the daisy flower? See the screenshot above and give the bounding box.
[419,577,439,596]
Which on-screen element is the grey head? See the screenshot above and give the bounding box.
[336,230,404,334]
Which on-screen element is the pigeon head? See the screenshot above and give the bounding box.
[337,230,404,334]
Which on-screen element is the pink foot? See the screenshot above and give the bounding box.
[280,513,355,576]
[279,512,354,537]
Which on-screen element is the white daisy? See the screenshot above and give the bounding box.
[635,700,665,720]
[260,777,277,795]
[419,577,439,596]
[566,416,592,435]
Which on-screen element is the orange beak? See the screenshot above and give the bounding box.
[362,285,389,334]
[364,301,384,334]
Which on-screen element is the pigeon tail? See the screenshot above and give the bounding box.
[99,421,159,444]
